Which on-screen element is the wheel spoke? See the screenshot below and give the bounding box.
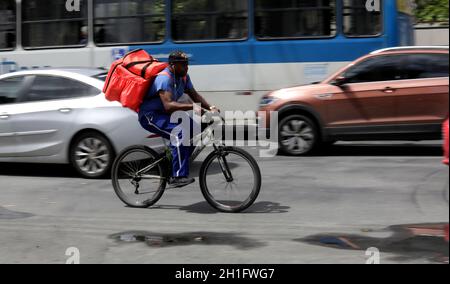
[282,137,297,150]
[77,144,91,153]
[291,120,304,132]
[94,154,109,162]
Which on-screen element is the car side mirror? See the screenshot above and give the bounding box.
[334,76,348,87]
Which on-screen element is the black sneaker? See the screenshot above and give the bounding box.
[169,177,196,188]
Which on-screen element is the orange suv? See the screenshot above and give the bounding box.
[259,46,449,155]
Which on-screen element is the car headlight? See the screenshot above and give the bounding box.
[260,97,279,107]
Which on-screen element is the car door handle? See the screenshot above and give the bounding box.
[315,93,334,99]
[383,87,396,93]
[0,114,10,120]
[59,108,72,113]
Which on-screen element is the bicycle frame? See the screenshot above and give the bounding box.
[190,116,223,161]
[136,114,224,178]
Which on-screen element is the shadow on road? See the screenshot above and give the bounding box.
[151,201,290,214]
[0,206,34,220]
[0,163,78,178]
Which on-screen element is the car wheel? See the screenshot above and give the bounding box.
[278,115,319,156]
[70,132,114,178]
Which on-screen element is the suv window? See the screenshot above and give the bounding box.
[343,55,406,84]
[24,76,100,102]
[0,76,26,105]
[404,53,449,79]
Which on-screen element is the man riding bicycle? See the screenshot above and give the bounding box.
[138,51,220,188]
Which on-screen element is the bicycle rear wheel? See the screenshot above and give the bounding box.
[111,146,167,208]
[199,147,261,213]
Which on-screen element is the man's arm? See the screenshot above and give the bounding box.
[186,88,214,110]
[159,90,200,114]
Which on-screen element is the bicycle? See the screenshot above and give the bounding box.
[111,112,262,213]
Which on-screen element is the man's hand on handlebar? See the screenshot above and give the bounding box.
[209,106,221,114]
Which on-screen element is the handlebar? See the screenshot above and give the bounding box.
[201,109,224,124]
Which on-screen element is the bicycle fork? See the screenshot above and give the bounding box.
[215,145,234,182]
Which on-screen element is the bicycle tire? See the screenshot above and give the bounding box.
[111,145,168,208]
[199,147,261,213]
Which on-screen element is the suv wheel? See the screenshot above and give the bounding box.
[279,115,319,155]
[70,132,114,178]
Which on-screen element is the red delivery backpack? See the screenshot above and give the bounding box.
[103,49,168,112]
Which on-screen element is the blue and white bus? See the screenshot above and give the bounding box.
[0,0,415,111]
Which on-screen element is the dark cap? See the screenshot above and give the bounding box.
[169,50,189,64]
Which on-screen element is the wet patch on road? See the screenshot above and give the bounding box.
[297,223,449,263]
[110,231,265,250]
[0,207,34,220]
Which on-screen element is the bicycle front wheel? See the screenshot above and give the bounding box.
[111,146,167,208]
[199,147,261,213]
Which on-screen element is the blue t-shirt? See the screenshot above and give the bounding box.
[139,68,194,114]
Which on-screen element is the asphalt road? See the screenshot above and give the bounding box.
[0,141,448,264]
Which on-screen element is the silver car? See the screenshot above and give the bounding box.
[0,68,162,178]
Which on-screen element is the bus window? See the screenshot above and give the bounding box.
[0,0,16,50]
[22,0,88,48]
[172,0,248,42]
[343,0,383,37]
[94,0,165,45]
[255,0,336,39]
